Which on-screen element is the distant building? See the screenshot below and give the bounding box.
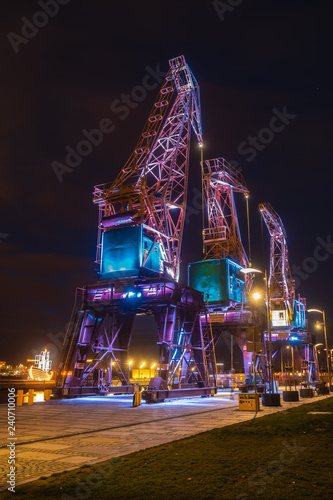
[131,368,156,380]
[14,364,28,374]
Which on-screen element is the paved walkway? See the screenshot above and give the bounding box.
[0,392,329,490]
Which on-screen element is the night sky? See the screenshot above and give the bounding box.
[1,0,332,366]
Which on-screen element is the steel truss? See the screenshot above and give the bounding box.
[56,278,217,398]
[259,202,316,383]
[259,202,294,314]
[202,307,266,382]
[93,55,203,281]
[202,157,249,267]
[199,157,261,380]
[269,338,317,384]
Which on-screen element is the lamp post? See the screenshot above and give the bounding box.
[291,344,295,388]
[241,267,280,406]
[314,343,323,380]
[251,291,264,403]
[308,309,331,394]
[241,268,262,406]
[241,268,274,392]
[264,269,274,394]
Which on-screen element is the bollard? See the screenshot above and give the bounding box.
[16,390,23,406]
[44,389,52,401]
[28,389,34,405]
[132,392,142,407]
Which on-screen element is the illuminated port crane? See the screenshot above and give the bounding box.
[189,158,265,386]
[93,55,202,282]
[259,202,316,382]
[56,56,217,401]
[259,202,294,323]
[202,157,249,268]
[190,158,250,303]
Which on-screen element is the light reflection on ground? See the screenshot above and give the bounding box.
[54,390,241,408]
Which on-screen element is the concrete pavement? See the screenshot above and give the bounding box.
[0,392,329,490]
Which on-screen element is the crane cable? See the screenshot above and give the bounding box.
[260,213,265,263]
[200,145,205,253]
[246,195,252,267]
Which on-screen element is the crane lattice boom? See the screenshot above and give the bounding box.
[202,157,249,267]
[93,55,203,281]
[259,202,295,314]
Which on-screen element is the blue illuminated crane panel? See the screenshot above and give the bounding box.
[101,225,162,279]
[188,258,246,305]
[291,299,306,328]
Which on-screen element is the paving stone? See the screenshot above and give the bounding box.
[56,456,97,464]
[19,443,71,451]
[0,393,329,490]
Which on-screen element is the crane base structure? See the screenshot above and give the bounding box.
[189,257,268,386]
[201,306,268,385]
[55,276,217,401]
[264,330,317,385]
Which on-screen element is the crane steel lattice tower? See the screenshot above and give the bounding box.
[259,202,316,382]
[56,56,217,400]
[189,157,250,305]
[202,157,249,268]
[259,202,294,322]
[188,158,265,385]
[93,55,202,282]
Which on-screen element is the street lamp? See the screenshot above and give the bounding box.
[308,309,331,394]
[241,267,280,407]
[240,268,263,275]
[241,268,263,402]
[251,290,262,401]
[241,268,274,392]
[314,343,323,378]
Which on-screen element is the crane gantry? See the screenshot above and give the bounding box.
[189,158,264,385]
[259,202,316,383]
[55,56,316,401]
[259,202,295,324]
[56,56,217,401]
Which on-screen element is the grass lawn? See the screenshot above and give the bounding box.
[2,397,333,499]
